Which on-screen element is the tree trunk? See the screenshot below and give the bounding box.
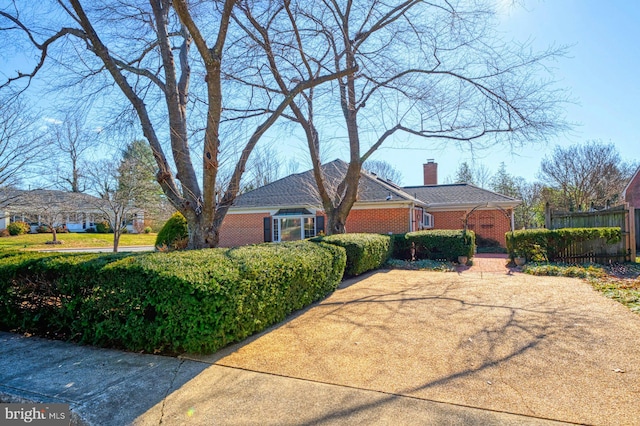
[51,227,58,243]
[113,232,119,253]
[328,216,346,234]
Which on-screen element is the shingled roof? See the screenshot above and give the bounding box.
[233,159,424,208]
[232,159,520,210]
[0,189,107,211]
[404,184,520,208]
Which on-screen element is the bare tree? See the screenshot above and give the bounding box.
[241,145,285,192]
[50,114,93,193]
[88,155,158,252]
[234,0,568,234]
[0,95,46,190]
[513,179,543,229]
[1,0,352,248]
[539,141,632,211]
[363,160,403,185]
[473,163,493,189]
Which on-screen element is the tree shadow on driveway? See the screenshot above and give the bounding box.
[209,270,640,425]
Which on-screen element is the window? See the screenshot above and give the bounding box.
[304,217,315,238]
[272,215,316,242]
[422,212,434,229]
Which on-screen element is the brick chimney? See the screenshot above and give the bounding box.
[423,159,437,185]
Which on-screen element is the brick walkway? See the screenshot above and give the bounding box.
[458,253,515,274]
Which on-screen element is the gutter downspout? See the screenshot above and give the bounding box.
[409,205,414,232]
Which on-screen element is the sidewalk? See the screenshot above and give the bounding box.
[0,332,564,426]
[0,332,209,425]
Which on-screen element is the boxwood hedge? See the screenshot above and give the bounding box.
[402,230,476,261]
[314,233,392,277]
[505,227,622,262]
[0,241,345,354]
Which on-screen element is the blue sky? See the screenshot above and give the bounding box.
[365,0,640,186]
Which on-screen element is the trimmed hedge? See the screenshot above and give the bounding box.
[0,241,346,354]
[506,227,622,262]
[155,212,188,250]
[314,233,392,277]
[390,233,413,260]
[402,230,476,261]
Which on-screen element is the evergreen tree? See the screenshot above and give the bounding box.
[454,162,475,184]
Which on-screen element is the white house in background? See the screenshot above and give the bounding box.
[0,189,144,233]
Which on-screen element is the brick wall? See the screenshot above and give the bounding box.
[430,209,512,246]
[345,207,411,234]
[218,213,266,248]
[625,171,640,208]
[218,207,511,247]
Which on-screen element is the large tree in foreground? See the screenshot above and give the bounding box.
[1,0,352,248]
[235,0,568,234]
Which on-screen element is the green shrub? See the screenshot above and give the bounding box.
[403,230,475,262]
[7,221,30,236]
[144,226,152,234]
[0,241,346,354]
[95,221,112,233]
[315,233,392,276]
[506,228,622,263]
[390,233,413,260]
[155,212,188,250]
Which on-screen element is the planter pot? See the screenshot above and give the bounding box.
[458,256,468,265]
[514,257,526,266]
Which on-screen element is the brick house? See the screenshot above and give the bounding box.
[622,166,640,252]
[0,189,145,233]
[219,159,520,247]
[622,166,640,209]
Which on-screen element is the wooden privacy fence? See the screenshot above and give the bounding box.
[545,204,637,263]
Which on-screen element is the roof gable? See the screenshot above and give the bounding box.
[232,159,424,209]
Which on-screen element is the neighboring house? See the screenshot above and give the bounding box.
[622,165,640,252]
[622,165,640,209]
[219,159,520,247]
[0,189,144,233]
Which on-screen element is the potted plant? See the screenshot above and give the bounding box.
[514,250,526,266]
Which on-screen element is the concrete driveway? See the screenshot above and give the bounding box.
[135,265,640,425]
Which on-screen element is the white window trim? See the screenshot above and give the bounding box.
[272,214,316,242]
[422,212,434,229]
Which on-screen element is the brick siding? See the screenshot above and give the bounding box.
[219,207,511,247]
[345,208,410,234]
[625,171,640,208]
[430,209,511,246]
[218,213,266,248]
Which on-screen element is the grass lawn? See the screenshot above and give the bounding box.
[0,232,157,251]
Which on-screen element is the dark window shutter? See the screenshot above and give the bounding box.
[263,217,272,242]
[316,215,325,235]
